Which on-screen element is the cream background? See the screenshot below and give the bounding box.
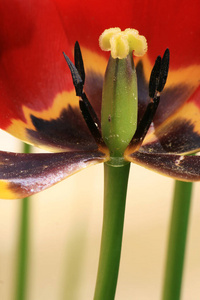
[0,130,199,300]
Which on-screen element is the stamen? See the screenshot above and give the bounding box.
[128,97,160,153]
[79,97,105,148]
[74,41,85,85]
[149,48,170,98]
[157,48,170,92]
[63,52,83,96]
[126,49,170,153]
[63,47,105,148]
[149,55,162,98]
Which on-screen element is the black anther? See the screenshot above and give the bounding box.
[128,49,170,153]
[149,55,161,98]
[63,44,104,147]
[63,52,83,96]
[128,96,160,152]
[149,48,170,98]
[157,48,170,92]
[74,41,85,84]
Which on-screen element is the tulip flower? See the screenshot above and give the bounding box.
[0,0,199,198]
[0,0,199,299]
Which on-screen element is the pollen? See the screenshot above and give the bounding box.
[99,27,147,59]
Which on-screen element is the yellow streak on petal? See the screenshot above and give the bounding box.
[5,46,107,151]
[143,101,200,152]
[7,90,77,149]
[81,47,107,74]
[0,181,18,199]
[135,55,200,88]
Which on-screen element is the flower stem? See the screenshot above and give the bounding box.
[15,143,31,300]
[162,180,193,300]
[94,162,130,300]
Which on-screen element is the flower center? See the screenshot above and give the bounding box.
[63,30,169,166]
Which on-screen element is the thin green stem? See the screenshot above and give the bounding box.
[162,180,193,300]
[15,143,31,300]
[94,162,130,300]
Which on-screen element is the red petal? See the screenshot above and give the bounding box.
[0,0,73,128]
[56,0,200,126]
[0,150,108,199]
[55,0,200,67]
[0,0,107,149]
[0,0,199,150]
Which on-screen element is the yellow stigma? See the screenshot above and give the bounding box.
[99,27,147,59]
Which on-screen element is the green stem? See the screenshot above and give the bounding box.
[162,180,193,300]
[94,162,130,300]
[15,143,31,300]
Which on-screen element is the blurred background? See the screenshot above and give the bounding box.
[0,129,199,300]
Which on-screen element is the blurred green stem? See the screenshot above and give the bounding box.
[15,143,31,300]
[94,162,130,300]
[162,180,193,300]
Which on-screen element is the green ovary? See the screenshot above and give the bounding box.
[101,53,138,162]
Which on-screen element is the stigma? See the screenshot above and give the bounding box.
[99,27,147,59]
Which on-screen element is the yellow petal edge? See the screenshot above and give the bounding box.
[0,181,18,199]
